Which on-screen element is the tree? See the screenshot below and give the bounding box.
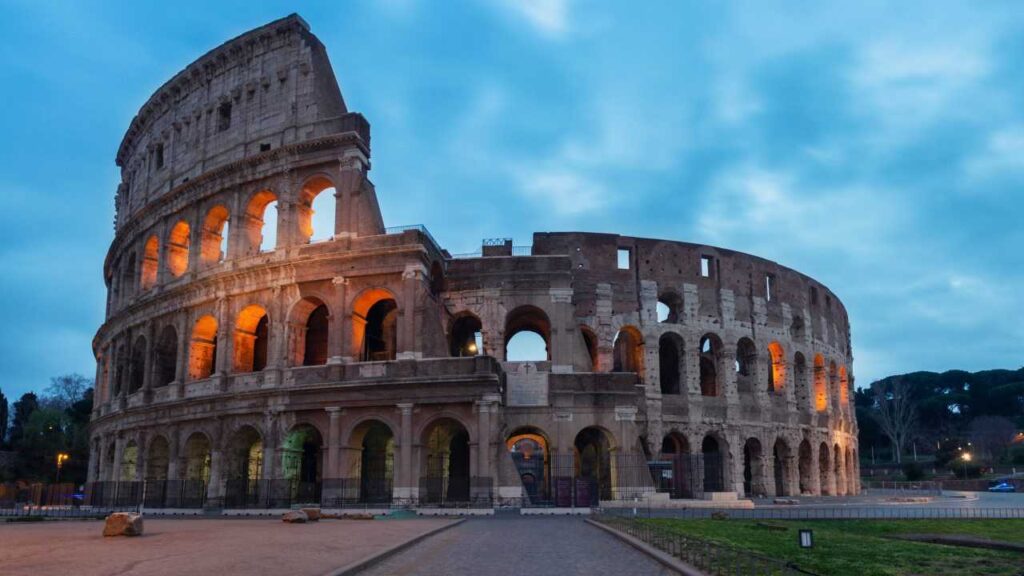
[9,392,39,450]
[872,378,918,464]
[44,374,91,411]
[967,415,1017,464]
[0,387,8,448]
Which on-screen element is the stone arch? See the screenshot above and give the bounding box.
[200,204,230,265]
[735,337,758,394]
[773,438,792,497]
[188,315,218,380]
[297,175,337,243]
[813,354,828,412]
[818,441,831,496]
[225,425,263,483]
[575,426,615,503]
[701,434,727,492]
[289,297,329,366]
[233,304,269,372]
[839,365,850,406]
[166,220,191,277]
[699,333,723,396]
[742,437,766,497]
[612,325,644,378]
[183,432,212,484]
[504,305,551,361]
[657,290,683,323]
[658,332,684,395]
[421,417,472,503]
[507,426,551,503]
[153,324,177,387]
[121,439,139,481]
[281,423,324,503]
[798,439,814,495]
[243,189,278,254]
[146,435,170,481]
[767,341,785,393]
[352,288,399,361]
[140,235,159,290]
[129,335,146,394]
[833,443,845,496]
[449,312,483,357]
[349,419,395,503]
[580,325,599,371]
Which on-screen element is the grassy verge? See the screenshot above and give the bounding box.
[638,519,1024,576]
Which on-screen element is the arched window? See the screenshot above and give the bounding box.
[282,424,323,490]
[699,334,722,396]
[154,325,178,387]
[839,365,850,406]
[201,205,230,264]
[234,305,269,372]
[121,441,139,481]
[146,436,171,481]
[298,176,336,243]
[813,354,828,412]
[504,305,551,362]
[129,335,146,394]
[243,190,278,255]
[289,298,329,366]
[450,314,483,357]
[352,289,399,362]
[767,342,785,393]
[612,326,644,375]
[657,291,683,323]
[580,326,598,371]
[735,337,758,394]
[140,235,159,290]
[658,333,684,395]
[702,435,725,492]
[184,433,212,484]
[422,418,471,503]
[575,427,614,503]
[350,420,395,504]
[167,221,191,277]
[188,315,218,380]
[225,426,263,491]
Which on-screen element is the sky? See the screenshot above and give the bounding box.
[1,0,1022,400]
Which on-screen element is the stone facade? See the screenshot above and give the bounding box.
[89,14,858,507]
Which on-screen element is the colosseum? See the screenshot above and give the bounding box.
[87,14,858,511]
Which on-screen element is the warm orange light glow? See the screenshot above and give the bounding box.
[298,175,336,242]
[839,365,850,405]
[813,354,828,412]
[167,220,191,277]
[140,235,159,290]
[234,305,269,372]
[201,205,230,264]
[188,315,218,380]
[768,341,785,392]
[244,190,278,253]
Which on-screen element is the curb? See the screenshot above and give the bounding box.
[585,519,705,576]
[323,517,466,576]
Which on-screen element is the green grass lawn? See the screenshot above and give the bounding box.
[638,519,1024,576]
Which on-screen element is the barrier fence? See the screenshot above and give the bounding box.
[601,506,1024,520]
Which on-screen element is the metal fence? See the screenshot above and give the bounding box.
[601,506,1024,520]
[595,515,814,575]
[861,480,943,496]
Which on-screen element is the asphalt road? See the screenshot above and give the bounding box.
[358,514,676,576]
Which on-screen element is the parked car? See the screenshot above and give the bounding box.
[987,481,1016,493]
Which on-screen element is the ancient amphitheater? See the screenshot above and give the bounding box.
[87,14,858,510]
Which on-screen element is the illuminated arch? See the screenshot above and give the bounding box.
[234,304,269,372]
[243,190,278,254]
[505,305,551,362]
[813,354,828,412]
[188,315,218,380]
[167,220,191,277]
[297,175,336,243]
[140,235,159,290]
[767,341,785,393]
[352,288,399,361]
[200,205,230,264]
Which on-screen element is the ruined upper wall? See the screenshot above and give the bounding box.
[113,14,355,229]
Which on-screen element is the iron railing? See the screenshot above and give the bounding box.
[601,506,1024,520]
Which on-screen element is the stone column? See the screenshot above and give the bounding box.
[325,407,341,479]
[475,398,493,482]
[328,277,349,363]
[214,296,230,386]
[262,412,280,482]
[397,265,422,359]
[396,403,414,502]
[142,322,155,402]
[336,152,368,238]
[206,448,224,504]
[113,436,126,482]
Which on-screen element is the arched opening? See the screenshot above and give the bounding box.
[794,352,807,405]
[659,432,696,498]
[188,315,218,380]
[449,314,483,357]
[767,342,785,393]
[167,221,191,277]
[575,427,613,504]
[282,424,323,503]
[818,442,831,496]
[580,326,598,371]
[742,438,765,497]
[153,325,177,387]
[430,261,445,296]
[829,361,839,411]
[657,291,683,323]
[699,334,722,396]
[702,435,725,492]
[146,436,170,481]
[120,441,139,481]
[507,428,550,504]
[833,444,845,496]
[658,333,684,395]
[113,342,127,397]
[790,314,805,339]
[104,440,116,481]
[798,440,813,495]
[184,433,212,484]
[735,337,758,394]
[224,426,263,507]
[422,418,471,504]
[299,176,336,243]
[351,421,395,504]
[243,190,278,255]
[612,326,644,376]
[839,366,850,407]
[353,289,399,362]
[289,298,329,366]
[129,335,146,394]
[504,305,551,362]
[233,305,269,373]
[140,235,159,290]
[813,354,828,412]
[201,205,230,265]
[773,438,791,497]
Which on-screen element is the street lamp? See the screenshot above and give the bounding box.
[961,452,971,480]
[55,452,69,484]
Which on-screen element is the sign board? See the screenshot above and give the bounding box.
[506,362,549,407]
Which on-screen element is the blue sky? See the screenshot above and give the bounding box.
[1,0,1022,400]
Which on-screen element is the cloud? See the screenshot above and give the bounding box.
[962,126,1024,183]
[515,168,607,215]
[494,0,571,37]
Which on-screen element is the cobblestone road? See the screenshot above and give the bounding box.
[359,514,675,576]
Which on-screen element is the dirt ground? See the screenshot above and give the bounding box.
[0,516,454,576]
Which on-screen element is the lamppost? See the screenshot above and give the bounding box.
[961,452,971,480]
[55,452,69,484]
